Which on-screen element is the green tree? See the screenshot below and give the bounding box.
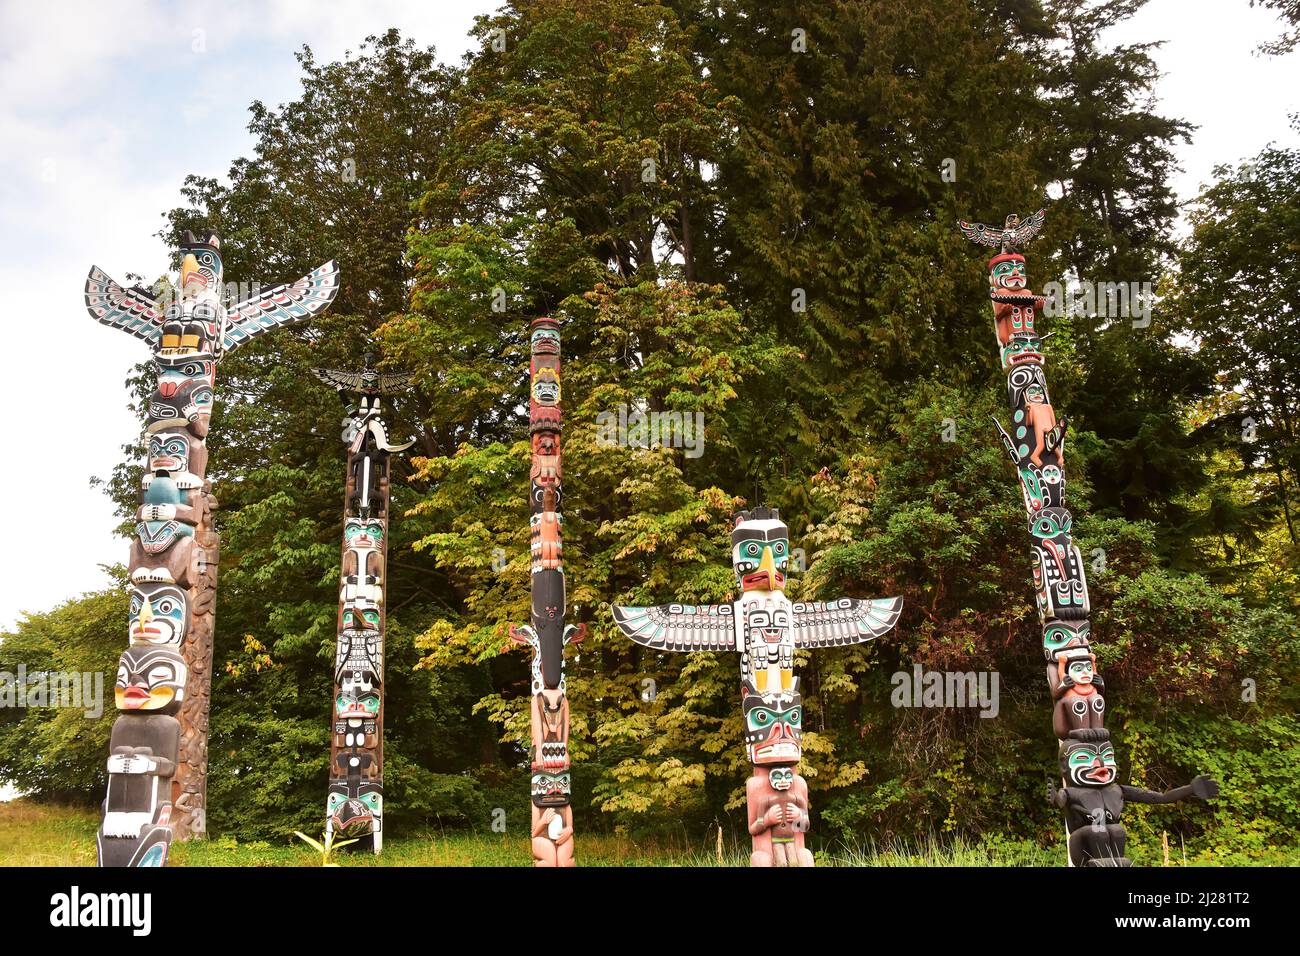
[1167,135,1300,600]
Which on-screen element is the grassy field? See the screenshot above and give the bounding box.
[0,800,1287,866]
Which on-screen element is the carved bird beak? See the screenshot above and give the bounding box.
[180,253,202,293]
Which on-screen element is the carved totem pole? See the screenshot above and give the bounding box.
[313,361,414,854]
[86,231,339,865]
[612,507,902,866]
[959,209,1218,866]
[509,317,585,867]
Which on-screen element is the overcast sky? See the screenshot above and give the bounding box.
[0,0,1296,632]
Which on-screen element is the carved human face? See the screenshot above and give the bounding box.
[343,517,385,551]
[768,767,795,791]
[335,669,380,720]
[531,367,560,406]
[1043,620,1090,659]
[115,646,187,712]
[743,686,803,765]
[1061,737,1117,787]
[991,256,1027,290]
[147,431,192,475]
[531,327,560,355]
[531,770,571,808]
[732,516,790,592]
[128,582,188,645]
[1064,656,1095,687]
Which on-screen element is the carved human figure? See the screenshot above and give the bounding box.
[1050,729,1219,867]
[748,766,814,867]
[1048,648,1105,738]
[97,714,180,867]
[530,772,575,867]
[987,252,1048,348]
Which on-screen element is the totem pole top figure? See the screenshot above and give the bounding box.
[86,230,340,363]
[958,208,1047,256]
[312,356,416,457]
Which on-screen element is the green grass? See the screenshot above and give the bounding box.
[2,800,1291,866]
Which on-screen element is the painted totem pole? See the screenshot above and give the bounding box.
[312,361,414,854]
[612,507,902,866]
[958,209,1218,866]
[509,317,585,867]
[86,231,339,865]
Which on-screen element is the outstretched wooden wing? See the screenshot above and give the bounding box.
[610,603,738,652]
[221,260,340,353]
[1010,208,1047,248]
[312,367,367,391]
[312,368,415,394]
[957,219,1005,249]
[85,267,164,344]
[791,597,902,648]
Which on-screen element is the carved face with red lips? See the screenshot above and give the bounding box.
[146,429,203,477]
[531,771,571,808]
[530,324,560,355]
[989,253,1027,290]
[732,508,790,592]
[1059,651,1098,692]
[128,582,188,645]
[743,683,803,766]
[149,358,216,437]
[115,645,187,712]
[343,517,385,551]
[1061,734,1118,787]
[335,669,380,720]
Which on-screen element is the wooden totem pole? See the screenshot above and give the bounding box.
[959,209,1218,866]
[611,507,902,866]
[509,317,585,867]
[86,231,339,865]
[312,361,413,854]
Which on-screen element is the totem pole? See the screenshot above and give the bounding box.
[611,507,902,866]
[86,232,339,865]
[958,209,1218,866]
[312,361,414,854]
[509,316,585,867]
